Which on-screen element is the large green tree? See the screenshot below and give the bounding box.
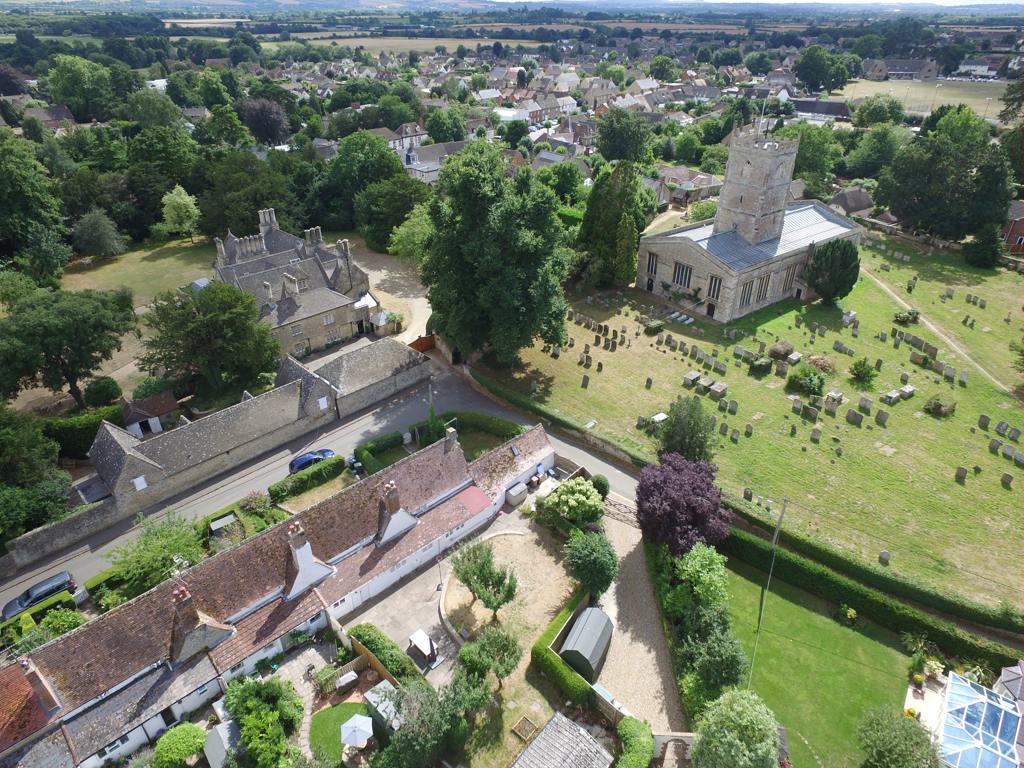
[72,209,126,258]
[845,123,911,178]
[597,107,652,163]
[48,55,114,122]
[354,174,430,252]
[316,130,404,229]
[425,108,466,143]
[0,405,58,488]
[124,89,181,128]
[775,122,842,197]
[659,395,715,461]
[857,708,941,768]
[852,94,905,127]
[691,689,779,768]
[805,238,860,304]
[457,626,522,688]
[107,514,205,599]
[139,281,280,392]
[564,530,619,597]
[198,151,301,236]
[419,141,567,365]
[578,162,649,286]
[0,288,136,408]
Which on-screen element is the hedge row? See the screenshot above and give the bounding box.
[725,500,1024,635]
[529,590,593,706]
[347,623,423,684]
[354,447,385,476]
[42,405,123,459]
[268,456,348,504]
[408,410,526,444]
[720,528,1021,671]
[84,567,125,595]
[359,431,403,455]
[615,716,655,768]
[0,590,76,639]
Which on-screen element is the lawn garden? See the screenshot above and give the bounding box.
[309,701,373,764]
[477,251,1023,607]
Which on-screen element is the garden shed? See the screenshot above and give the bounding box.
[559,607,612,683]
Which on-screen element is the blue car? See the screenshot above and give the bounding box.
[288,448,335,475]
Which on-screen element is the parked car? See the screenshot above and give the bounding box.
[2,571,77,621]
[288,448,336,475]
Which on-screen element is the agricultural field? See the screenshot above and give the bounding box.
[478,254,1024,607]
[835,78,1007,119]
[262,35,536,54]
[728,560,909,768]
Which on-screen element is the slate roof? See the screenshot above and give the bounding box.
[0,728,72,768]
[661,201,858,272]
[312,337,427,394]
[259,286,354,326]
[120,391,179,425]
[510,712,612,768]
[790,99,852,119]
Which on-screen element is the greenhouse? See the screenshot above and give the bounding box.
[937,673,1021,768]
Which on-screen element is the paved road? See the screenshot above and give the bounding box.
[0,361,637,606]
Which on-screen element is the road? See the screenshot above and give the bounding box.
[0,360,637,607]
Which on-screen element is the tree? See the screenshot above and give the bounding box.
[536,476,604,528]
[0,270,38,310]
[419,140,567,365]
[451,540,495,606]
[597,107,652,163]
[636,454,730,556]
[564,530,619,596]
[998,78,1024,123]
[849,357,878,387]
[688,628,748,688]
[84,376,122,406]
[127,127,199,225]
[613,210,639,287]
[853,94,905,127]
[503,120,529,149]
[317,130,404,230]
[794,45,833,91]
[776,122,841,197]
[106,514,205,599]
[649,54,678,81]
[238,98,289,144]
[153,723,207,768]
[378,94,416,130]
[73,209,126,259]
[203,104,253,146]
[389,202,433,262]
[845,123,911,179]
[578,162,648,287]
[197,151,301,237]
[540,162,583,204]
[355,174,431,252]
[689,200,717,221]
[0,288,136,409]
[852,34,884,60]
[659,396,714,461]
[197,69,232,109]
[155,185,200,242]
[805,238,860,304]
[0,469,71,541]
[0,405,58,487]
[457,626,522,688]
[425,108,466,143]
[139,282,280,392]
[698,144,729,175]
[857,708,941,768]
[963,224,1005,268]
[743,51,772,75]
[48,55,114,122]
[477,562,517,619]
[125,89,181,128]
[691,690,779,768]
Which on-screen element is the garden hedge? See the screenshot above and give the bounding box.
[267,456,348,504]
[358,431,404,455]
[354,447,385,476]
[408,410,526,444]
[0,590,76,640]
[84,568,126,595]
[725,500,1024,635]
[529,590,593,706]
[42,405,123,459]
[347,623,423,683]
[719,528,1021,670]
[615,716,655,768]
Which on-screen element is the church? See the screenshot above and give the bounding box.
[636,126,861,323]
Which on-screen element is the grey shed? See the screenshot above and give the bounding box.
[559,607,612,683]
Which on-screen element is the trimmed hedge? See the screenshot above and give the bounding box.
[84,568,126,595]
[354,447,385,476]
[0,590,76,640]
[358,431,403,455]
[719,528,1021,670]
[615,716,655,768]
[268,456,348,504]
[42,405,123,459]
[557,206,584,227]
[529,590,593,706]
[725,500,1024,635]
[408,410,526,444]
[347,623,423,683]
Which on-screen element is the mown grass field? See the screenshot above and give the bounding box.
[260,35,536,54]
[479,252,1024,606]
[836,78,1007,118]
[727,560,909,768]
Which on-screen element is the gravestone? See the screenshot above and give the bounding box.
[958,371,968,386]
[690,345,699,359]
[979,299,986,309]
[989,438,1002,453]
[729,400,738,415]
[730,429,739,443]
[817,326,826,337]
[910,350,925,365]
[852,327,859,338]
[874,358,883,372]
[657,334,664,345]
[683,371,701,388]
[879,550,890,566]
[899,384,916,400]
[790,424,797,436]
[744,424,753,437]
[875,410,890,427]
[1016,452,1024,469]
[1009,427,1022,442]
[775,361,789,376]
[804,405,819,421]
[833,340,845,353]
[970,295,979,306]
[893,336,902,349]
[758,341,766,355]
[714,361,727,375]
[566,309,574,321]
[943,366,955,381]
[595,334,602,345]
[1002,444,1015,459]
[879,332,887,343]
[791,397,802,414]
[578,353,587,365]
[978,414,990,429]
[596,361,603,372]
[965,293,973,303]
[787,351,802,365]
[945,287,953,299]
[923,343,939,358]
[611,329,618,341]
[645,377,653,389]
[1001,473,1013,488]
[859,396,872,414]
[720,421,729,435]
[962,315,970,326]
[846,409,864,426]
[552,346,560,359]
[718,399,728,412]
[824,399,838,416]
[611,340,618,352]
[811,427,822,443]
[743,487,753,501]
[709,382,729,400]
[602,324,609,336]
[584,343,590,353]
[795,316,802,327]
[581,375,589,388]
[955,466,967,483]
[900,372,909,384]
[568,338,574,348]
[809,321,818,333]
[996,421,1009,436]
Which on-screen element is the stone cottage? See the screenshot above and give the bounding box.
[637,126,860,323]
[213,209,378,357]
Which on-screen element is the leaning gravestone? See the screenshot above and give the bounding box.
[846,409,864,426]
[875,410,890,427]
[775,361,789,376]
[804,405,819,421]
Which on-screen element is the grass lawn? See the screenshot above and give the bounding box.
[478,261,1023,606]
[62,238,215,307]
[265,35,536,54]
[279,471,358,513]
[457,428,505,461]
[727,560,909,768]
[374,444,410,467]
[309,701,371,763]
[835,78,1007,118]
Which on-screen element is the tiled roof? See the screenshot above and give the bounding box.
[120,391,179,425]
[511,712,612,768]
[312,338,427,395]
[0,666,53,754]
[208,591,323,673]
[258,286,354,327]
[469,425,554,499]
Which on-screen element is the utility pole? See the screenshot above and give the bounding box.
[747,498,787,688]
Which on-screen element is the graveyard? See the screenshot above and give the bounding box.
[478,255,1023,607]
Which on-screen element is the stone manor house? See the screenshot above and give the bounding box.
[637,126,861,323]
[213,209,380,357]
[0,427,556,768]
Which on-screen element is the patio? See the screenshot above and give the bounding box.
[902,674,946,733]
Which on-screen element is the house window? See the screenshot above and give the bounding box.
[293,342,307,355]
[132,476,148,491]
[756,274,771,302]
[290,325,303,337]
[230,663,243,673]
[322,313,336,326]
[739,280,754,307]
[646,252,658,275]
[196,684,208,696]
[1017,236,1024,246]
[783,263,798,293]
[707,275,722,301]
[672,262,692,288]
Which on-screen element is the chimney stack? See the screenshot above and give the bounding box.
[263,281,273,301]
[284,522,333,600]
[258,208,279,236]
[20,658,60,713]
[444,427,458,453]
[214,237,225,260]
[376,480,400,542]
[169,586,233,664]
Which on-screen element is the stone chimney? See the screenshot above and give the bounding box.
[263,281,273,301]
[214,237,225,260]
[337,239,351,259]
[258,208,279,236]
[284,523,333,601]
[19,658,60,713]
[444,426,458,453]
[376,480,400,542]
[169,586,233,665]
[282,274,299,296]
[304,227,323,247]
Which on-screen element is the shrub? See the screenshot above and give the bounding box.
[590,474,610,499]
[636,457,729,556]
[529,591,593,706]
[536,476,604,528]
[41,404,123,459]
[858,707,941,768]
[923,395,956,418]
[564,530,619,597]
[418,406,447,446]
[442,411,525,441]
[894,309,920,325]
[691,689,779,768]
[83,376,122,407]
[354,447,384,475]
[348,623,423,683]
[719,528,1021,670]
[659,396,714,462]
[313,665,340,695]
[786,362,826,396]
[748,356,772,375]
[616,716,655,768]
[267,456,347,503]
[644,318,665,336]
[359,431,404,454]
[688,628,748,689]
[768,340,793,360]
[679,671,715,721]
[153,723,205,768]
[224,676,304,735]
[133,376,179,400]
[849,356,877,386]
[0,590,76,641]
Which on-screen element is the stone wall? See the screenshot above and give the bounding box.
[335,359,431,420]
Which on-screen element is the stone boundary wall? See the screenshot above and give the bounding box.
[334,358,431,421]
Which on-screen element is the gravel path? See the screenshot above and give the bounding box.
[598,512,687,733]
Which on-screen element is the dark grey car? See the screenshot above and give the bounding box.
[2,570,77,621]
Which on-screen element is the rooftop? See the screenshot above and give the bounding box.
[510,712,612,768]
[938,674,1021,768]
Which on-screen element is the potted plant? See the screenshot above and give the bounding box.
[912,673,924,691]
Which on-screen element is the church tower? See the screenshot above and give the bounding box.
[712,126,800,245]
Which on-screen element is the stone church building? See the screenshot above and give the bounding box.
[213,209,379,356]
[637,127,860,323]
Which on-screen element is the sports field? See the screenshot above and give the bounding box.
[837,78,1007,119]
